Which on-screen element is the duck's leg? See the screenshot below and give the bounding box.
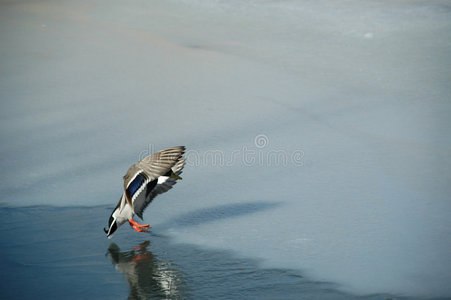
[129,219,151,232]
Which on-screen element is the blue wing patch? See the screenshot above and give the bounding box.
[127,173,146,199]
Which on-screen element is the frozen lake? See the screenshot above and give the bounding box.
[0,205,402,299]
[1,0,450,298]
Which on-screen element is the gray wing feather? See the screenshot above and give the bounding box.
[123,146,185,218]
[135,166,184,220]
[123,146,185,189]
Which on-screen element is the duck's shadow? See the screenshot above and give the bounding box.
[107,241,185,299]
[106,202,281,298]
[158,201,282,229]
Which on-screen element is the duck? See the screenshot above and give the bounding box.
[104,146,186,238]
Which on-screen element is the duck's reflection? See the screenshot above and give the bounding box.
[107,241,185,299]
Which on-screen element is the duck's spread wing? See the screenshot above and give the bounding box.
[135,158,185,219]
[123,146,185,218]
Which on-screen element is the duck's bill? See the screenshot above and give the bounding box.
[104,222,117,238]
[104,227,114,239]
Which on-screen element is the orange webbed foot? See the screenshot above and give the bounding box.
[129,219,151,233]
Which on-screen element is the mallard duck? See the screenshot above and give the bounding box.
[104,146,186,238]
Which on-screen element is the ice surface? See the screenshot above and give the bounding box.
[1,0,450,297]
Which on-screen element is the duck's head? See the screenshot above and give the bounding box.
[104,212,118,238]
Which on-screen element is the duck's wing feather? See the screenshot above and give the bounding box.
[134,157,185,219]
[122,146,185,215]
